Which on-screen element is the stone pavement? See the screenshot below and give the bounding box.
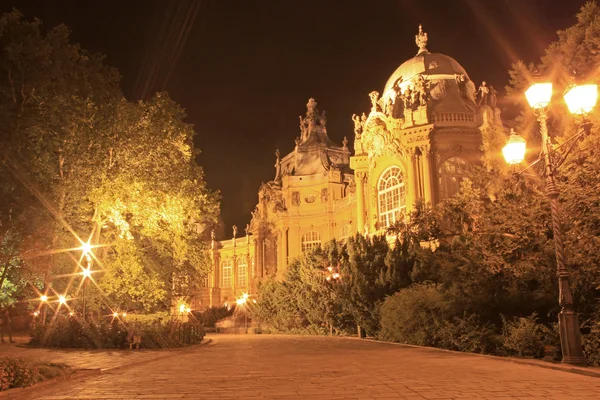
[5,334,600,400]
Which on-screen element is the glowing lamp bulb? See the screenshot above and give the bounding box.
[185,307,191,313]
[113,312,119,317]
[82,268,91,278]
[69,312,74,316]
[502,129,527,165]
[525,83,552,109]
[179,304,185,313]
[564,84,598,115]
[80,241,92,255]
[33,311,39,316]
[122,313,127,317]
[58,295,67,305]
[40,295,48,302]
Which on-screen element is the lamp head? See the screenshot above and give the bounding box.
[564,84,598,115]
[502,129,527,165]
[525,83,553,109]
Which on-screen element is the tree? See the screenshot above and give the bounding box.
[0,11,218,312]
[507,1,600,321]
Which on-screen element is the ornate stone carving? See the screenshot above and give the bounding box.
[232,225,238,238]
[369,91,380,114]
[415,24,428,53]
[305,194,316,204]
[321,188,328,203]
[348,179,356,194]
[455,74,477,105]
[298,98,327,144]
[291,191,300,206]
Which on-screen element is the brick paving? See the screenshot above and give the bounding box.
[5,334,600,399]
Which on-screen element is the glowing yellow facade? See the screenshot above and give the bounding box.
[193,26,504,307]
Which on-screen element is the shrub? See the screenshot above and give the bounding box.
[583,322,600,367]
[0,357,41,390]
[438,314,502,354]
[502,314,551,358]
[0,367,8,391]
[29,316,204,349]
[379,283,453,346]
[193,306,234,328]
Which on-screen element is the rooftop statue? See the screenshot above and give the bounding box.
[415,24,428,53]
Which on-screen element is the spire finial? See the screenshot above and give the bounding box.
[415,24,428,53]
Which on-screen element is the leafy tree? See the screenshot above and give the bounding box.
[0,11,218,312]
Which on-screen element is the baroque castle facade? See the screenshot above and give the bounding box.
[191,26,504,309]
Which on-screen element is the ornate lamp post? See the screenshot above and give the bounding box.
[502,81,597,365]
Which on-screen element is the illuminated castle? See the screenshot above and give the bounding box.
[192,26,504,308]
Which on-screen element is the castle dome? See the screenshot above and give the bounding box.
[381,25,478,116]
[383,51,469,95]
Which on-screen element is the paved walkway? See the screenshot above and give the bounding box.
[4,334,600,399]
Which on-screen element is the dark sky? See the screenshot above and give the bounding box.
[1,0,588,234]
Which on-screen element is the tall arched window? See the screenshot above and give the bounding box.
[439,157,469,200]
[378,166,406,228]
[222,259,232,288]
[302,231,321,252]
[237,258,247,287]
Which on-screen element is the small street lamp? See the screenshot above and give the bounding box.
[502,81,597,365]
[236,293,249,333]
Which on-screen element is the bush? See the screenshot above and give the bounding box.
[502,314,551,358]
[29,315,204,349]
[438,314,502,354]
[0,357,41,390]
[379,283,452,346]
[583,322,600,366]
[193,306,234,328]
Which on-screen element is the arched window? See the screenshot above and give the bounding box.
[222,259,232,288]
[378,166,406,228]
[439,157,470,200]
[302,231,321,252]
[237,258,247,287]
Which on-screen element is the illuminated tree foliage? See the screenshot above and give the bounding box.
[0,11,218,311]
[507,1,600,321]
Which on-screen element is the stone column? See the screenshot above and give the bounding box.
[406,149,417,212]
[422,145,433,204]
[355,172,366,234]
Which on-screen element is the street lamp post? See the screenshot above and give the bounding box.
[503,82,598,365]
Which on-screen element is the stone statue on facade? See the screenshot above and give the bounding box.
[369,91,380,114]
[352,114,362,137]
[274,149,282,181]
[245,224,249,236]
[232,225,238,238]
[477,81,490,106]
[456,74,476,105]
[489,85,498,108]
[342,136,348,151]
[415,75,429,107]
[402,86,413,109]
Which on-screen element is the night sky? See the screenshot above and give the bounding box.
[0,0,588,235]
